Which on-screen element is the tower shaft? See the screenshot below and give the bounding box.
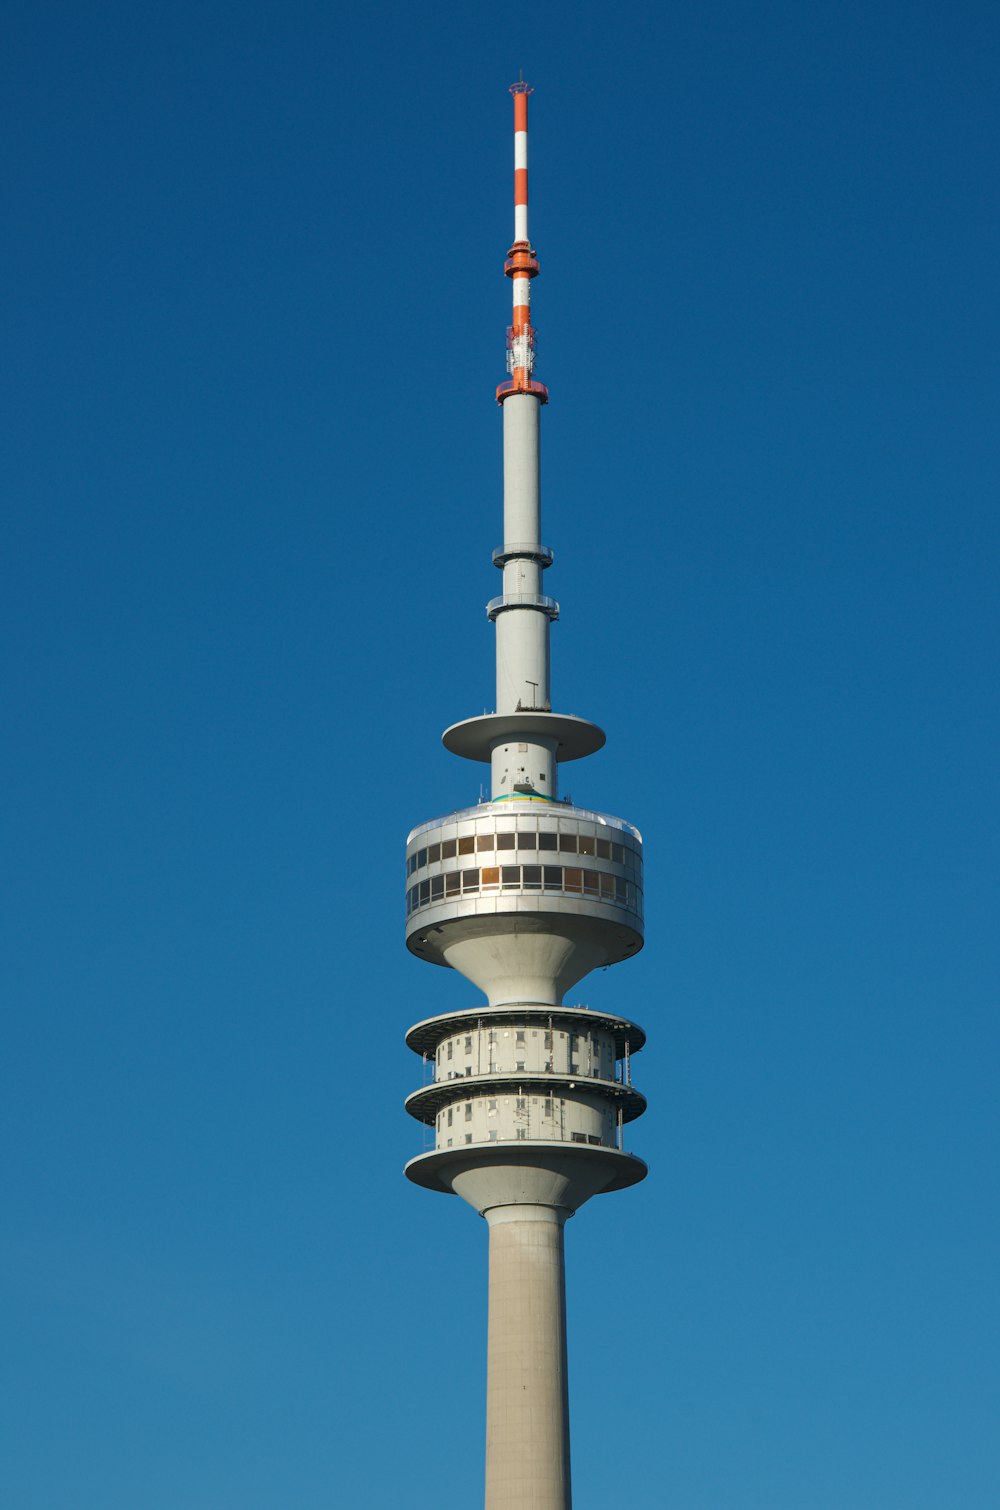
[485,1206,571,1510]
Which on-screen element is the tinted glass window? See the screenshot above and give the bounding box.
[578,835,595,855]
[477,834,493,852]
[497,833,515,850]
[442,839,457,859]
[523,865,542,888]
[481,867,500,887]
[427,843,440,863]
[559,833,577,853]
[543,866,562,889]
[517,831,537,849]
[564,867,583,893]
[459,836,475,855]
[596,839,611,860]
[538,832,557,851]
[501,866,520,887]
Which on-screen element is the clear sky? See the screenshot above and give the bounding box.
[3,2,998,1507]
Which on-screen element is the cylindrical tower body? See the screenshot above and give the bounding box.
[485,1206,571,1510]
[404,82,646,1510]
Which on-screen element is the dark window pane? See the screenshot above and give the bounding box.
[430,876,444,900]
[417,848,427,869]
[463,868,479,891]
[596,839,611,860]
[583,869,599,895]
[481,866,500,887]
[600,872,615,899]
[458,836,475,855]
[543,865,562,889]
[611,843,624,864]
[501,866,520,887]
[419,880,430,904]
[558,833,577,853]
[477,834,493,852]
[427,843,440,864]
[445,872,461,895]
[615,877,628,903]
[517,831,537,849]
[564,867,583,893]
[441,839,456,859]
[522,865,542,888]
[407,854,416,876]
[578,835,595,855]
[538,832,558,851]
[497,833,515,850]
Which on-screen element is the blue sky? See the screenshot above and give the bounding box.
[3,2,998,1506]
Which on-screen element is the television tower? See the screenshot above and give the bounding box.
[404,82,647,1510]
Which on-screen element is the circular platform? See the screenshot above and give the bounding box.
[442,712,605,764]
[404,1142,648,1205]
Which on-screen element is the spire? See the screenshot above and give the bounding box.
[498,80,548,405]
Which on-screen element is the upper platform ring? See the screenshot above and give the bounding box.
[442,712,606,764]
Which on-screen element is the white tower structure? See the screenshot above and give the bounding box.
[404,82,647,1510]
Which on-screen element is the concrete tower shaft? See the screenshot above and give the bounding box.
[403,82,647,1510]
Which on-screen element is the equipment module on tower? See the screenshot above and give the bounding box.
[403,82,647,1510]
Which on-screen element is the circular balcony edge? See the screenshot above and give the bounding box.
[492,542,553,570]
[486,592,560,621]
[405,1003,646,1057]
[404,1072,647,1126]
[442,712,606,764]
[404,1143,648,1202]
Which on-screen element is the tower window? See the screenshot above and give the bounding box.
[538,831,557,851]
[497,833,515,850]
[458,836,475,855]
[477,834,493,852]
[517,831,537,849]
[559,833,577,853]
[515,1030,526,1044]
[441,839,456,859]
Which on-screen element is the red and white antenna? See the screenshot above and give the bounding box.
[497,79,548,404]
